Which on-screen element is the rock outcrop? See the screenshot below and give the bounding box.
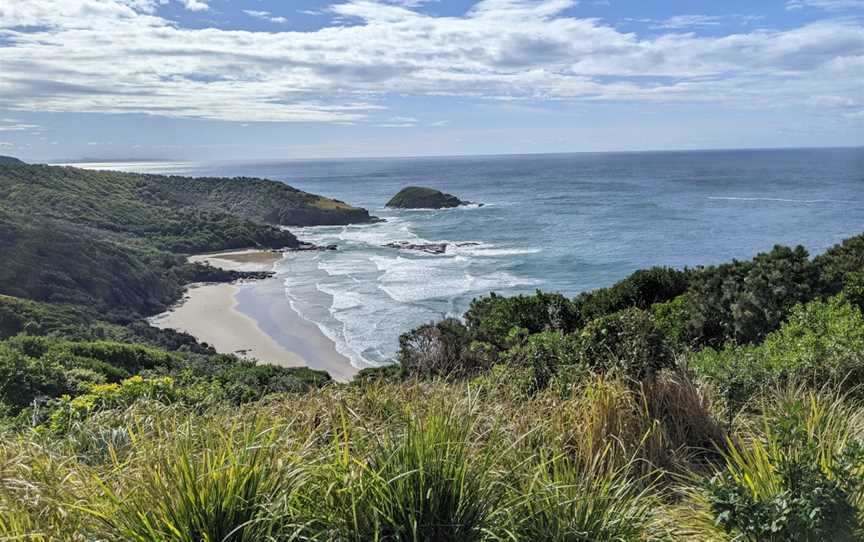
[386,186,472,209]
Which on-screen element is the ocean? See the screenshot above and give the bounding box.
[77,148,864,368]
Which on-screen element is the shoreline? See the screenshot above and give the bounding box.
[151,248,358,382]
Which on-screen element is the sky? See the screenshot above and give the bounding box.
[0,0,862,161]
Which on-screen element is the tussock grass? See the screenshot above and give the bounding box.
[3,376,864,541]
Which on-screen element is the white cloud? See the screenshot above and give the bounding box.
[638,14,764,30]
[786,0,864,10]
[178,0,208,11]
[0,120,42,132]
[0,0,860,123]
[243,9,288,24]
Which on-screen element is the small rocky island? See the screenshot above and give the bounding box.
[386,186,477,209]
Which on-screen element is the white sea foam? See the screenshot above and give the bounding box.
[707,196,851,204]
[281,213,545,369]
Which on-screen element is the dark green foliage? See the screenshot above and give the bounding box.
[398,318,485,378]
[650,294,692,348]
[705,396,864,541]
[386,186,464,209]
[575,266,690,324]
[353,364,405,384]
[210,362,331,404]
[815,232,864,295]
[842,271,864,311]
[685,245,823,347]
[0,164,374,321]
[502,331,580,393]
[465,291,579,350]
[693,296,864,414]
[575,308,672,380]
[0,334,331,416]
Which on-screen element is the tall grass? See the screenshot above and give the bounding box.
[5,376,864,541]
[495,449,662,541]
[343,401,501,541]
[87,418,312,542]
[681,385,864,541]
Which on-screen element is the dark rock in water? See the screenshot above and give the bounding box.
[383,241,449,255]
[386,186,475,209]
[291,242,338,252]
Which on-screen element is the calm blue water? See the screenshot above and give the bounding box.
[85,148,864,367]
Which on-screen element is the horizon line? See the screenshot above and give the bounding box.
[41,143,864,166]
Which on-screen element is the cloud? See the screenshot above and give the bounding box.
[639,14,764,30]
[0,119,42,132]
[178,0,208,11]
[0,0,860,124]
[786,0,864,10]
[243,10,288,24]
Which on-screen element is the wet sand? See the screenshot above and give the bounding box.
[150,248,358,381]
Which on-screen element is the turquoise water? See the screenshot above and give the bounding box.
[95,148,864,367]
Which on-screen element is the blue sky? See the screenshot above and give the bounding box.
[0,0,862,161]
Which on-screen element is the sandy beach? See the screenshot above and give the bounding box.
[150,248,358,381]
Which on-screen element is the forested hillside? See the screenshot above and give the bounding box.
[0,164,374,318]
[3,163,864,540]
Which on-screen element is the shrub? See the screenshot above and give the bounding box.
[48,376,179,433]
[464,291,578,350]
[694,389,864,541]
[398,318,484,378]
[842,271,864,311]
[502,331,580,393]
[815,232,864,295]
[0,342,72,413]
[575,266,691,323]
[576,308,672,380]
[692,295,864,415]
[686,245,823,347]
[651,294,692,348]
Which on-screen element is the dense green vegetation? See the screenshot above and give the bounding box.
[0,164,374,318]
[4,160,864,540]
[0,163,366,425]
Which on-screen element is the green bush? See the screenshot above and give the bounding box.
[842,271,864,311]
[815,232,864,295]
[693,295,864,414]
[398,318,484,378]
[575,308,672,380]
[650,294,692,348]
[502,331,581,393]
[575,266,690,324]
[465,291,579,350]
[686,245,823,347]
[48,376,180,433]
[701,391,864,541]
